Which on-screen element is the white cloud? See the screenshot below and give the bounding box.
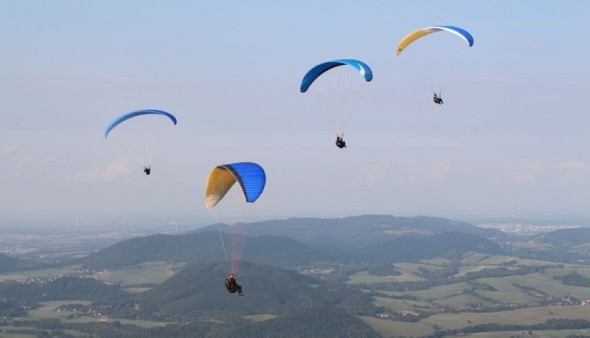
[394,160,452,184]
[511,161,542,184]
[74,157,134,182]
[560,160,588,184]
[358,160,390,184]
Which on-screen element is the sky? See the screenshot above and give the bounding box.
[1,1,590,228]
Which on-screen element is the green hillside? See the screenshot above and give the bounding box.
[0,253,36,272]
[353,231,501,263]
[81,216,504,271]
[81,231,330,270]
[130,261,378,320]
[535,227,590,247]
[81,230,500,272]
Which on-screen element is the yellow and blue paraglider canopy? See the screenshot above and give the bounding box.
[205,162,266,208]
[396,25,474,56]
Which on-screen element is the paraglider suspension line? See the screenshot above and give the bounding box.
[216,225,232,274]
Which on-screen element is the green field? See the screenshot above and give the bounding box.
[364,305,590,338]
[434,292,490,309]
[407,282,471,300]
[459,253,567,267]
[24,300,170,328]
[92,261,180,286]
[477,277,536,305]
[242,314,277,322]
[347,270,426,284]
[374,296,434,312]
[455,264,520,278]
[394,262,447,274]
[480,273,590,301]
[27,300,92,320]
[0,329,87,338]
[422,257,453,265]
[0,264,83,282]
[0,261,181,286]
[426,305,590,330]
[361,315,436,337]
[469,328,590,338]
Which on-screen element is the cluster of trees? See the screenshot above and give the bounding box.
[367,264,401,276]
[0,299,27,317]
[414,263,459,280]
[0,253,39,273]
[554,271,590,287]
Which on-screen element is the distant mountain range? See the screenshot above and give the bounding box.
[81,215,502,270]
[198,215,505,248]
[81,231,331,270]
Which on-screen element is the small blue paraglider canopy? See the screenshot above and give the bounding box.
[104,109,177,138]
[300,59,373,93]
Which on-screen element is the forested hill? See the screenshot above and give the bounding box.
[199,214,504,248]
[131,261,378,320]
[0,253,36,273]
[534,227,590,247]
[79,215,505,271]
[347,231,501,263]
[81,231,331,270]
[81,230,501,271]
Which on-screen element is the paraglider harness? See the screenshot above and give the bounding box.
[336,134,347,149]
[224,274,244,296]
[143,166,151,175]
[433,92,443,105]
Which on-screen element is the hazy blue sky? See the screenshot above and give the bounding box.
[1,1,589,227]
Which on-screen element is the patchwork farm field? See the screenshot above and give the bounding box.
[353,252,590,337]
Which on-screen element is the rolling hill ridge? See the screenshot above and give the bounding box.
[81,215,502,270]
